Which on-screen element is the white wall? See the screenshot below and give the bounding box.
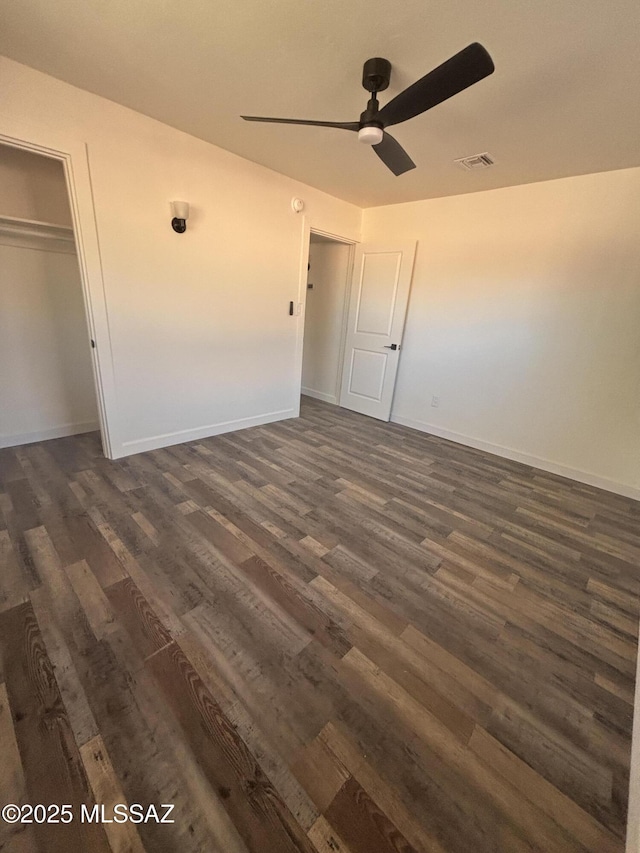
[0,243,99,447]
[363,167,640,498]
[302,240,351,404]
[0,56,361,457]
[0,144,98,448]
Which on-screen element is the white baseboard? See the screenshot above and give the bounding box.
[301,387,338,405]
[0,420,99,449]
[391,413,640,502]
[115,408,296,458]
[628,645,640,853]
[629,671,640,853]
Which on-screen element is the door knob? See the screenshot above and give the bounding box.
[383,344,399,351]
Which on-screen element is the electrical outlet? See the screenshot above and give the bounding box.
[431,395,440,408]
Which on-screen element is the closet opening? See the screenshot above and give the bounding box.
[0,143,102,455]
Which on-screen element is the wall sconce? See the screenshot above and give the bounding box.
[171,201,189,233]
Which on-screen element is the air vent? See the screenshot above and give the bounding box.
[454,152,495,171]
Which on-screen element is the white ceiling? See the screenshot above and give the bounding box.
[1,0,639,207]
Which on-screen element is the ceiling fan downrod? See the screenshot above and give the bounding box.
[359,93,384,145]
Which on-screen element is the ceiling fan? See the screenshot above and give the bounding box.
[241,43,494,177]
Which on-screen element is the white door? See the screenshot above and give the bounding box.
[339,241,416,420]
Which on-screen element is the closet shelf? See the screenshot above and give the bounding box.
[0,214,75,243]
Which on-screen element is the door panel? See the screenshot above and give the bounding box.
[348,349,388,400]
[339,241,416,420]
[355,253,401,335]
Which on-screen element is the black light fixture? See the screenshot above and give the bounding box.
[171,200,189,233]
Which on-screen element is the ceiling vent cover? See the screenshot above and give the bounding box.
[454,152,495,171]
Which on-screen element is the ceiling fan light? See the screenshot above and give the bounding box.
[358,126,384,145]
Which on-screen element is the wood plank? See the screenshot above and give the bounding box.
[30,585,98,747]
[307,815,356,853]
[64,514,127,587]
[341,646,588,853]
[325,777,418,853]
[349,624,475,744]
[0,682,37,852]
[469,726,620,852]
[0,529,32,612]
[65,558,116,640]
[80,734,147,853]
[105,576,173,659]
[145,641,316,853]
[0,602,111,853]
[237,555,351,657]
[291,735,351,812]
[185,509,254,564]
[76,634,240,852]
[319,722,449,853]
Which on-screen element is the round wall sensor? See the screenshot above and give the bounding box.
[291,198,305,213]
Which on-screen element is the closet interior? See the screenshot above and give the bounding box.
[0,144,99,450]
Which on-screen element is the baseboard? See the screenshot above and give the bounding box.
[390,413,640,502]
[0,420,100,449]
[115,408,296,458]
[301,387,338,405]
[628,667,640,853]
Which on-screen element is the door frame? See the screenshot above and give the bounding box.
[292,217,357,416]
[0,117,118,457]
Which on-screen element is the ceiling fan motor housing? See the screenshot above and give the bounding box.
[362,57,391,93]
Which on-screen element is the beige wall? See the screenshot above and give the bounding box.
[0,143,73,225]
[363,167,640,498]
[302,240,351,404]
[0,56,361,456]
[0,242,99,446]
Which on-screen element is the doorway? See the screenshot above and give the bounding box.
[299,228,417,422]
[0,143,101,451]
[301,231,354,407]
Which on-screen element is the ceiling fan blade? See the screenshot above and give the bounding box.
[379,43,494,128]
[372,132,416,176]
[241,116,359,131]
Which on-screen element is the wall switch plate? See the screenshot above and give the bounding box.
[307,283,314,289]
[431,395,440,407]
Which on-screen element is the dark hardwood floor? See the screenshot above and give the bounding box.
[0,396,638,852]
